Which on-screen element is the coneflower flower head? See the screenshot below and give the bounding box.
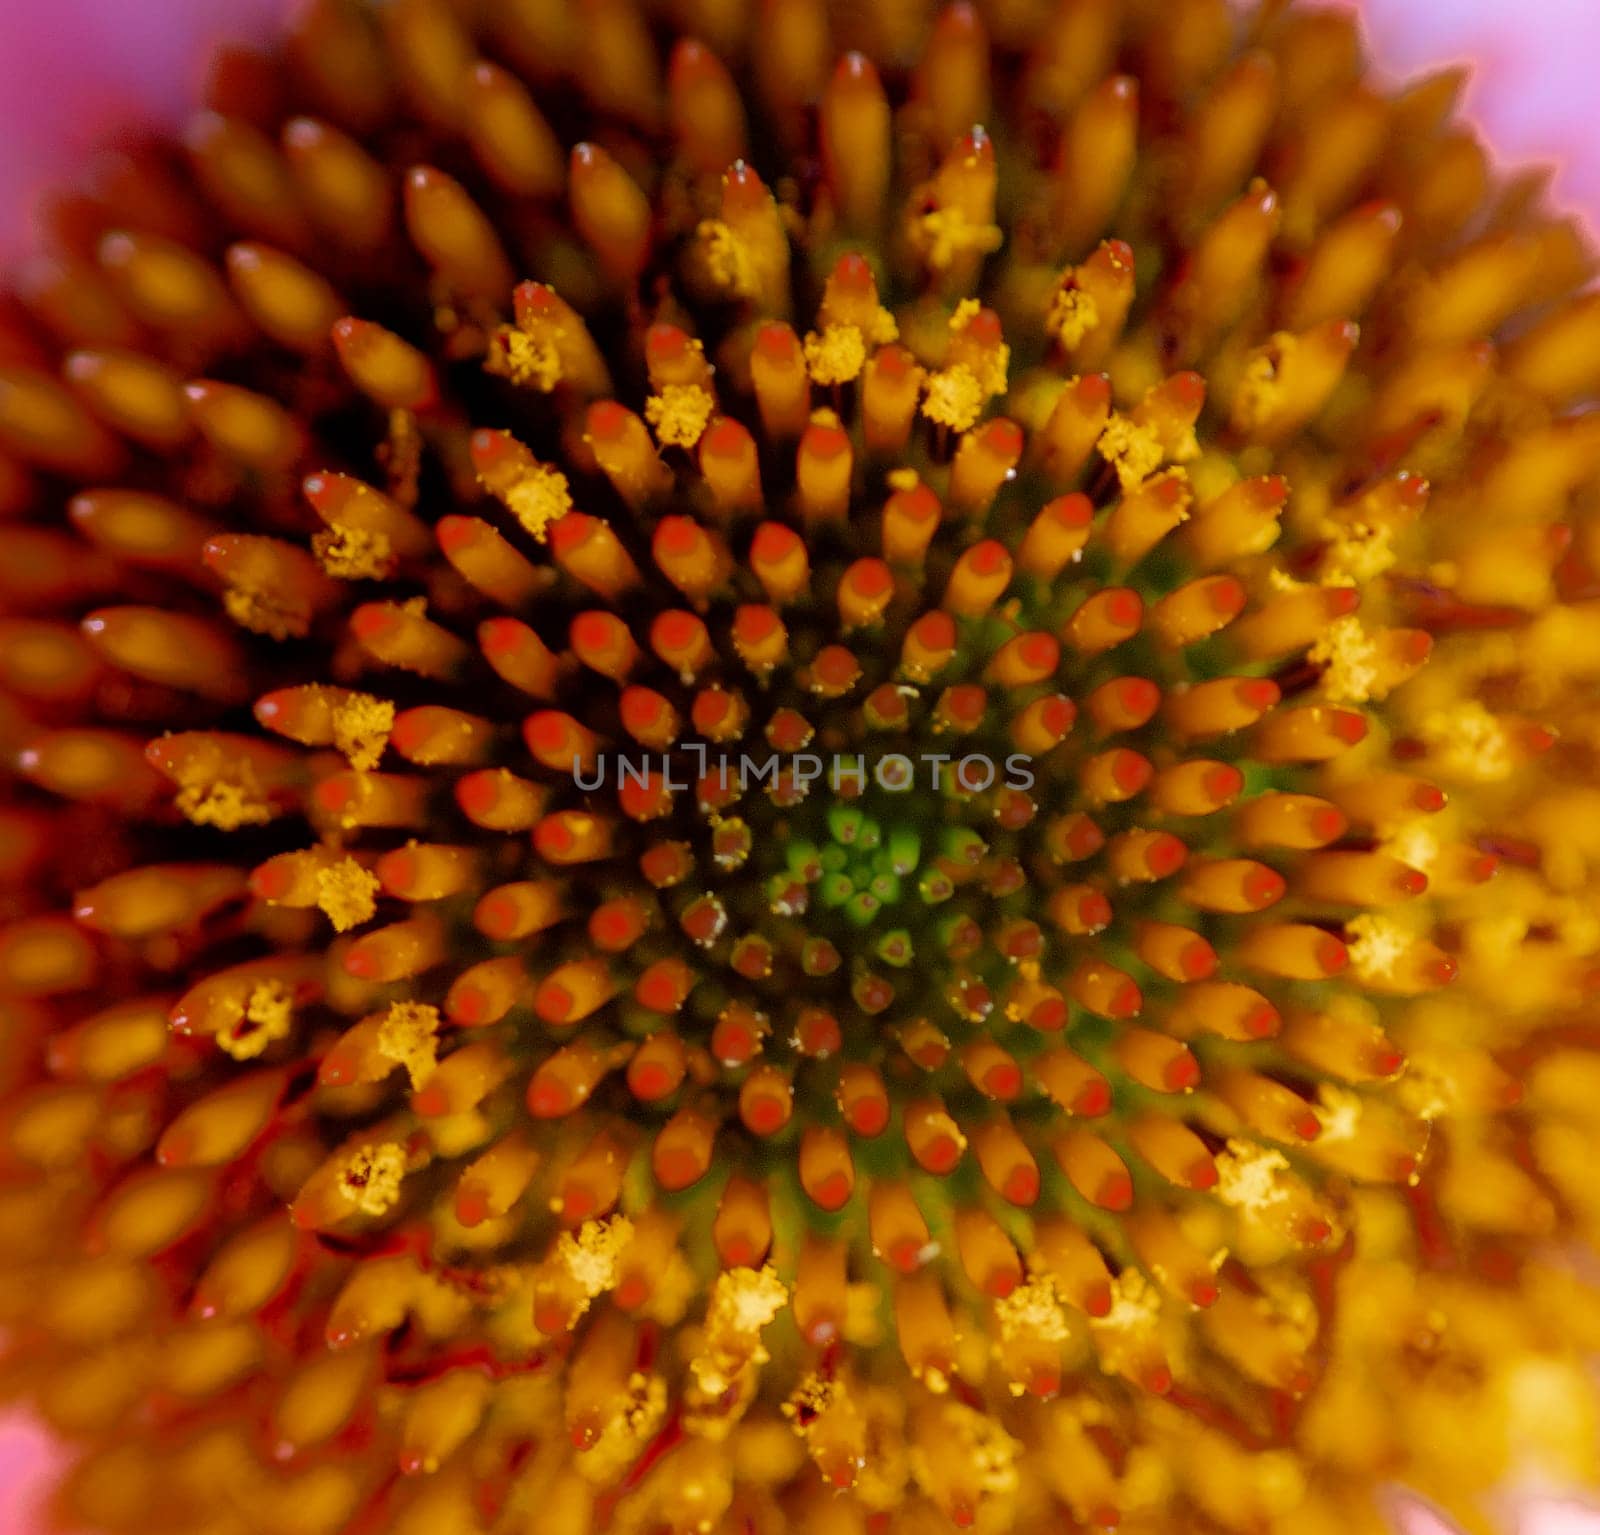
[2,0,1599,1531]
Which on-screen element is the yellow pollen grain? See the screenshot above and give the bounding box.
[175,765,273,832]
[803,324,868,386]
[691,1265,788,1399]
[1315,1085,1365,1144]
[1094,1270,1162,1338]
[697,219,757,298]
[921,363,986,431]
[313,524,393,580]
[580,1372,668,1485]
[943,299,1009,396]
[783,1372,867,1459]
[338,1142,407,1216]
[315,856,380,932]
[918,207,1003,272]
[1097,413,1165,491]
[865,305,899,346]
[1234,332,1297,432]
[1321,517,1395,585]
[1269,567,1308,594]
[557,1215,635,1300]
[1048,285,1100,348]
[950,298,981,332]
[501,463,572,543]
[1383,819,1441,875]
[1214,1140,1292,1213]
[1309,615,1380,702]
[996,1273,1071,1346]
[1345,913,1412,981]
[223,585,308,641]
[493,323,563,391]
[217,979,293,1061]
[1420,700,1513,781]
[645,384,715,448]
[376,1000,441,1088]
[784,1372,840,1423]
[331,693,394,772]
[977,351,1010,398]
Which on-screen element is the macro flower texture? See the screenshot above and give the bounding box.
[2,0,1600,1531]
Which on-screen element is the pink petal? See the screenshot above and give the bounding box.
[0,1409,73,1532]
[1515,1494,1600,1535]
[1382,1488,1470,1535]
[0,0,284,259]
[1325,0,1600,220]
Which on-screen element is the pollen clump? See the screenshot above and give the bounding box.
[500,462,572,542]
[698,219,758,298]
[330,693,394,772]
[1048,285,1101,348]
[492,323,564,391]
[645,384,716,448]
[216,980,294,1061]
[175,769,273,831]
[338,1143,408,1216]
[804,324,869,385]
[920,362,986,430]
[375,1000,441,1088]
[314,857,380,932]
[690,1266,789,1400]
[313,524,393,580]
[1097,412,1165,490]
[1309,614,1381,702]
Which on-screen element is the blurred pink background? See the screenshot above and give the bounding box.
[0,0,1596,260]
[0,0,1597,1531]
